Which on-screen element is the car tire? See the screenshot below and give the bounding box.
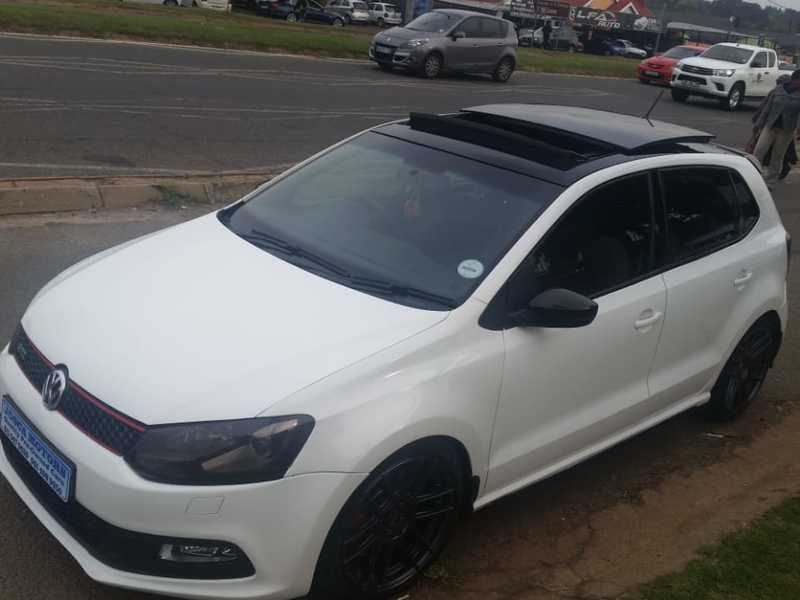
[722,83,745,112]
[311,439,465,600]
[671,88,689,102]
[421,52,442,79]
[333,17,344,26]
[286,12,297,21]
[702,316,780,421]
[492,56,515,83]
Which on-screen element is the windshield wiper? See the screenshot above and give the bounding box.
[241,230,351,278]
[348,276,457,309]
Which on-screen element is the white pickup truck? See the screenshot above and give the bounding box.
[670,42,780,111]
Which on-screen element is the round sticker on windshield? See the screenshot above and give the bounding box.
[457,259,484,279]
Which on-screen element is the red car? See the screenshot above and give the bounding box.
[637,44,709,86]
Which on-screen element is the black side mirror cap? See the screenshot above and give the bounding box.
[508,288,598,329]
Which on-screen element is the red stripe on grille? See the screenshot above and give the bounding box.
[68,382,146,433]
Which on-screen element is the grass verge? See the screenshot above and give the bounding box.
[0,0,639,77]
[636,496,800,600]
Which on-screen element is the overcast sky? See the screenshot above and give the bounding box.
[744,0,800,11]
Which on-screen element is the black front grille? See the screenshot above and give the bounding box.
[1,433,255,579]
[678,74,707,85]
[9,327,145,455]
[682,64,714,76]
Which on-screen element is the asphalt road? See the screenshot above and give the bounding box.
[0,32,762,179]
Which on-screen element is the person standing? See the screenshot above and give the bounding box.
[752,70,800,183]
[542,19,552,50]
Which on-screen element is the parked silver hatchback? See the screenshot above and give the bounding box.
[369,9,518,81]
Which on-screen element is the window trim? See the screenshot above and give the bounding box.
[479,170,660,330]
[655,165,760,272]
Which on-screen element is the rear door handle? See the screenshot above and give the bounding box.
[734,270,753,287]
[634,310,663,331]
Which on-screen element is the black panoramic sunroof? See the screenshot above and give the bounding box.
[407,112,605,171]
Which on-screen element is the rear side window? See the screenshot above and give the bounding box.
[768,52,776,68]
[731,171,760,232]
[659,167,743,263]
[480,18,505,38]
[457,18,481,38]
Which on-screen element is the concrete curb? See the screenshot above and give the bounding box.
[0,172,274,216]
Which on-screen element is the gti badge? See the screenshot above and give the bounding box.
[42,366,69,411]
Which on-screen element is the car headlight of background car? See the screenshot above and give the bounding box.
[407,38,430,48]
[125,415,314,485]
[713,69,736,77]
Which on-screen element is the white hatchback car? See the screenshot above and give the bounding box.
[0,105,789,600]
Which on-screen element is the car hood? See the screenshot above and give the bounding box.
[643,57,678,67]
[680,56,742,69]
[375,27,444,44]
[21,213,449,425]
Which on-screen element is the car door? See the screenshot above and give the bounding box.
[764,51,779,90]
[306,0,328,22]
[647,166,762,410]
[485,172,668,498]
[749,51,772,96]
[477,18,508,69]
[447,17,483,71]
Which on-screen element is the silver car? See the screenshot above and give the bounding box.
[369,9,518,81]
[327,0,370,24]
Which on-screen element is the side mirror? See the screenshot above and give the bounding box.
[452,31,466,40]
[508,288,598,329]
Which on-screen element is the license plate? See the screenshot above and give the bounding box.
[375,45,392,55]
[1,396,74,503]
[645,70,660,77]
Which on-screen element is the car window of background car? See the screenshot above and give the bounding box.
[659,167,741,263]
[479,18,504,39]
[507,173,654,309]
[405,11,460,33]
[701,45,753,64]
[457,18,481,38]
[768,53,776,68]
[225,133,560,310]
[354,1,368,8]
[752,52,768,68]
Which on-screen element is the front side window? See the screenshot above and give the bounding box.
[752,52,768,68]
[508,173,654,308]
[223,133,560,310]
[659,168,740,262]
[701,45,753,64]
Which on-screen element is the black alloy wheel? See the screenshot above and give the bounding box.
[313,441,464,599]
[422,52,442,78]
[703,318,779,421]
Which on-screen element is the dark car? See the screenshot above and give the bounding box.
[585,38,625,56]
[257,0,345,24]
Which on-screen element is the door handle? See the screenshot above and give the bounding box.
[734,270,753,287]
[634,310,663,331]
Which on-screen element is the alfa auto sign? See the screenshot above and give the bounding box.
[569,7,659,31]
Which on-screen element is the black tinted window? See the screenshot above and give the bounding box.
[509,174,653,306]
[660,168,739,262]
[752,52,768,68]
[731,171,760,232]
[225,133,560,310]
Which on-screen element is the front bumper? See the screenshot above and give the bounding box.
[369,43,425,68]
[0,348,365,600]
[638,66,672,85]
[671,69,735,98]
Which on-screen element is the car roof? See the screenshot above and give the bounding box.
[714,42,772,53]
[371,105,717,187]
[431,8,499,18]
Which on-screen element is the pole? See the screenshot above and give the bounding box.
[654,1,667,53]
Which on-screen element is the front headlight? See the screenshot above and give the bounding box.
[407,38,430,48]
[713,69,735,77]
[126,415,314,485]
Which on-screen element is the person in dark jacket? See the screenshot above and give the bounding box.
[752,70,800,183]
[542,20,552,50]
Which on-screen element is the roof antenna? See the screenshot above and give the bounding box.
[643,90,665,127]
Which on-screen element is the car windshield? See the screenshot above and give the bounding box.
[353,2,368,8]
[701,45,753,64]
[222,132,559,310]
[406,11,461,32]
[663,46,702,59]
